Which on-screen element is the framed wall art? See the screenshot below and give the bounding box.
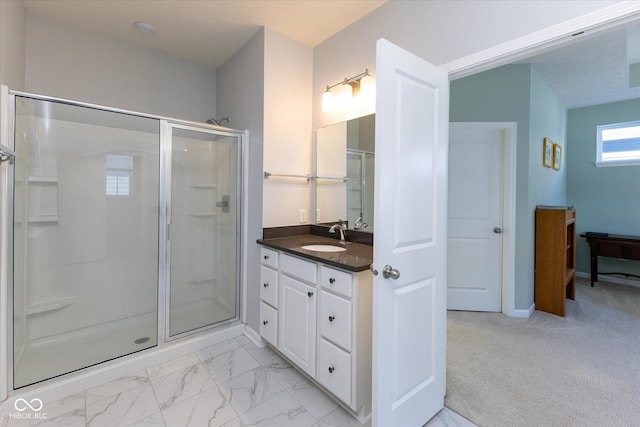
[553,143,562,170]
[543,138,553,168]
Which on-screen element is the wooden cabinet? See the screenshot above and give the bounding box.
[535,207,576,316]
[258,247,373,423]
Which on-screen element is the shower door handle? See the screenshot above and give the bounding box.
[216,195,230,213]
[166,206,171,241]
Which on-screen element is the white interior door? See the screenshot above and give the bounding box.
[447,125,503,311]
[372,39,448,427]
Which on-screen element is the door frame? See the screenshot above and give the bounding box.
[441,3,639,79]
[449,122,517,316]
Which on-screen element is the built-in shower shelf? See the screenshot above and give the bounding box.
[28,176,58,183]
[189,211,218,217]
[27,296,78,316]
[189,274,216,284]
[189,184,217,188]
[28,214,58,223]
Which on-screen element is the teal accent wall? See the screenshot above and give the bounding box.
[530,68,567,207]
[567,98,640,283]
[451,64,567,310]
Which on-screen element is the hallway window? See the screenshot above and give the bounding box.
[596,121,640,167]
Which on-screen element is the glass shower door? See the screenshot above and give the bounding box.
[168,126,239,337]
[12,97,160,388]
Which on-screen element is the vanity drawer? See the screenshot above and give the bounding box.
[317,338,352,405]
[320,290,352,351]
[259,302,278,347]
[281,253,317,284]
[260,247,278,268]
[320,265,352,298]
[260,266,278,308]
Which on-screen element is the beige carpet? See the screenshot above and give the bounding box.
[445,277,640,427]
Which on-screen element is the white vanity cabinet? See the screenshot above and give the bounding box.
[317,265,372,417]
[259,247,279,346]
[278,253,318,377]
[257,246,373,421]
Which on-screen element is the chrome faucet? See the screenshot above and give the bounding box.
[354,217,368,230]
[329,220,347,245]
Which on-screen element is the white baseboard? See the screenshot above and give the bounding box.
[243,325,265,348]
[576,271,640,288]
[508,303,535,318]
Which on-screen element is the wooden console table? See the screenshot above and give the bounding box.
[579,232,640,286]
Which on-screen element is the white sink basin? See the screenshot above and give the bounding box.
[301,244,347,253]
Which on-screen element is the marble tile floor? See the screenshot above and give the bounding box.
[1,335,475,427]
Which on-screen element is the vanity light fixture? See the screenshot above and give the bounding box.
[322,69,375,112]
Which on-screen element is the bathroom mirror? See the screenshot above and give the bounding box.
[316,114,375,232]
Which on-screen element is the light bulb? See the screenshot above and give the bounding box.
[339,82,353,102]
[322,90,335,112]
[360,74,375,102]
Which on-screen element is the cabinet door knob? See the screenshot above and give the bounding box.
[263,283,269,288]
[264,255,269,260]
[307,291,314,298]
[329,277,336,284]
[328,315,335,322]
[262,320,268,325]
[328,366,335,374]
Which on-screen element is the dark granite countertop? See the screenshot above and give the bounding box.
[257,234,373,272]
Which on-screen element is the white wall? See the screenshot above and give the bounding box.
[0,0,26,91]
[529,67,568,208]
[262,28,313,227]
[216,28,312,331]
[216,29,265,332]
[24,13,216,122]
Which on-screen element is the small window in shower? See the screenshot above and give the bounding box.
[106,154,133,196]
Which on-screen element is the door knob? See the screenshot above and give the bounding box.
[370,264,378,275]
[382,265,400,279]
[493,227,503,234]
[307,291,314,298]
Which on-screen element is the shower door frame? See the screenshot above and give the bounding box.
[346,148,374,228]
[160,121,244,343]
[2,89,245,396]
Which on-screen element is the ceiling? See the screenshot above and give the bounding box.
[22,1,640,109]
[23,0,387,69]
[521,19,640,109]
